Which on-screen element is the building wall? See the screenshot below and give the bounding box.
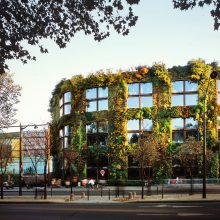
[50,60,220,181]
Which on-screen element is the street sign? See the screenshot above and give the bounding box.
[100,169,105,176]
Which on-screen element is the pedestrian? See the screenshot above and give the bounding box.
[88,179,95,189]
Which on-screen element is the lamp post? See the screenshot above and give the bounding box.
[202,70,218,199]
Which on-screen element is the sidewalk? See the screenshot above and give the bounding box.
[1,193,220,204]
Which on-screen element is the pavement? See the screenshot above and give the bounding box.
[1,185,220,204]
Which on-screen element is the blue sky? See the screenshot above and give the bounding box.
[6,1,220,125]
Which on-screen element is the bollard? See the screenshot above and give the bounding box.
[87,189,89,200]
[157,186,158,195]
[128,192,133,200]
[70,193,74,201]
[162,185,164,199]
[109,189,111,200]
[101,186,103,197]
[51,187,52,197]
[81,192,86,198]
[132,192,136,198]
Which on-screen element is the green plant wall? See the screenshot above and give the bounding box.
[50,59,220,180]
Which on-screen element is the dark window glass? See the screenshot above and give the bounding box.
[186,130,198,140]
[127,133,139,144]
[185,118,198,129]
[172,131,184,143]
[86,122,97,133]
[98,121,108,133]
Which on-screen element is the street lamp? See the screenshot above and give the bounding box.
[19,123,38,196]
[202,70,218,199]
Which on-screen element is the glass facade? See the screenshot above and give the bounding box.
[127,82,152,108]
[59,125,70,149]
[172,117,198,143]
[86,121,108,179]
[86,87,108,112]
[59,92,71,116]
[172,81,198,106]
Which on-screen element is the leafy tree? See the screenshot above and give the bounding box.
[173,0,220,30]
[0,133,19,199]
[130,133,159,197]
[0,73,21,127]
[175,136,213,178]
[0,0,140,72]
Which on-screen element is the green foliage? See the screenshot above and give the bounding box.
[50,59,220,180]
[210,153,219,178]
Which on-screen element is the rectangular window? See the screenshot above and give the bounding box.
[98,100,108,111]
[128,83,139,95]
[172,118,198,143]
[141,83,152,94]
[185,81,198,92]
[142,119,153,131]
[127,82,153,108]
[127,97,139,108]
[127,119,153,132]
[87,101,97,112]
[172,95,184,106]
[60,125,70,149]
[60,92,71,116]
[141,96,152,107]
[127,133,139,144]
[127,119,139,131]
[185,94,198,106]
[86,121,108,169]
[98,87,108,98]
[172,81,198,106]
[86,88,97,100]
[86,87,108,112]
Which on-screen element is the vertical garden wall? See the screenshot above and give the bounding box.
[49,59,220,181]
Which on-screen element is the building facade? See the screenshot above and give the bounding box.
[50,60,220,183]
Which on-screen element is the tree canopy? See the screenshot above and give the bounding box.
[173,0,220,30]
[1,0,219,73]
[0,0,140,72]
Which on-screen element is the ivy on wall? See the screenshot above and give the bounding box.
[50,59,220,180]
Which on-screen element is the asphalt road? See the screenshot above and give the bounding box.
[0,202,220,220]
